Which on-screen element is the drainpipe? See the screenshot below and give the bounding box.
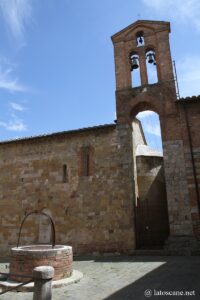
[183,103,200,215]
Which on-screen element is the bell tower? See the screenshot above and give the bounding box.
[111,20,198,251]
[111,20,177,124]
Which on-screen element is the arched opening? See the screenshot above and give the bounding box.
[146,49,158,84]
[130,52,141,87]
[132,109,169,249]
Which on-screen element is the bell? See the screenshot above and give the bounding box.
[131,57,139,70]
[147,53,155,64]
[138,36,143,44]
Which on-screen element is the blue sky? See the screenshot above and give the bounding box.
[0,0,199,152]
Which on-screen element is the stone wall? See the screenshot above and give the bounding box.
[0,124,136,258]
[177,98,200,240]
[135,155,169,247]
[132,118,146,199]
[163,140,193,236]
[136,156,166,202]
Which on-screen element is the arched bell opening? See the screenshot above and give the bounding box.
[146,48,158,84]
[131,106,169,249]
[130,52,141,88]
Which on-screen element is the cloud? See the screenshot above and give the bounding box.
[0,0,32,41]
[10,102,26,111]
[0,58,27,92]
[144,123,161,136]
[143,0,200,30]
[0,117,27,132]
[137,110,161,136]
[177,55,200,97]
[137,110,155,118]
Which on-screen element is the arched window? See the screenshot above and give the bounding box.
[146,49,158,84]
[130,52,141,87]
[79,146,94,176]
[136,31,145,47]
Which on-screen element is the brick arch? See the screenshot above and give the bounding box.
[127,89,164,123]
[130,101,159,120]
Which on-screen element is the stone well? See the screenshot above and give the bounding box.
[9,245,73,282]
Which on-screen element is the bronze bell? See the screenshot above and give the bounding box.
[131,57,139,71]
[147,53,155,64]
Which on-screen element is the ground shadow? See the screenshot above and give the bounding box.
[102,256,200,300]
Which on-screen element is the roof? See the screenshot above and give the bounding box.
[0,123,116,145]
[136,144,163,157]
[177,95,200,103]
[111,20,170,41]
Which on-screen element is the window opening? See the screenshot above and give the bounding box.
[136,31,145,47]
[80,146,93,177]
[63,164,68,182]
[84,152,90,177]
[130,52,141,87]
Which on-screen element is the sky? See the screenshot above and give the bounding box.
[0,0,199,152]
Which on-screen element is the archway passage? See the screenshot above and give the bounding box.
[132,110,169,249]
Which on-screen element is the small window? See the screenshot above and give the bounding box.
[63,164,68,182]
[136,31,145,47]
[84,151,90,176]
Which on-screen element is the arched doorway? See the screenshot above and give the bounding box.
[132,108,169,249]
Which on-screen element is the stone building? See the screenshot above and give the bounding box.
[0,20,200,257]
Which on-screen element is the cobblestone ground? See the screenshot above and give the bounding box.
[0,256,200,300]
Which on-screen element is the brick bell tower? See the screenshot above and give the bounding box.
[112,20,199,252]
[111,20,177,122]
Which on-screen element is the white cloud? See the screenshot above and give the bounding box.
[143,0,200,30]
[0,58,27,92]
[144,123,161,136]
[137,111,161,136]
[0,0,32,41]
[177,55,200,97]
[137,110,155,118]
[0,118,27,132]
[10,102,25,111]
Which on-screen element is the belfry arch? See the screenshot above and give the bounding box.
[130,100,160,121]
